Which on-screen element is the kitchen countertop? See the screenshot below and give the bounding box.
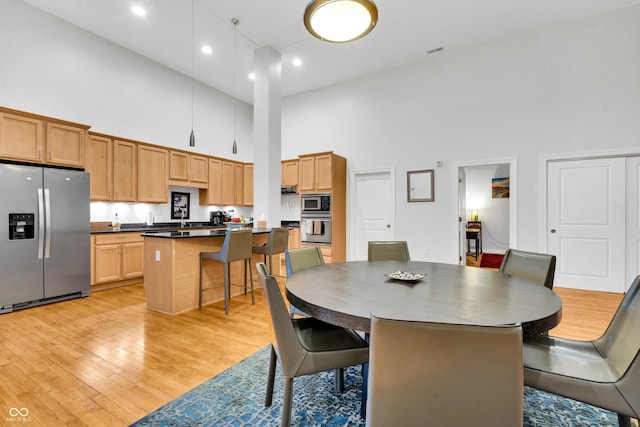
[91,221,299,234]
[141,228,272,238]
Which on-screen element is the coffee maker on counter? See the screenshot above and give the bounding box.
[209,211,227,226]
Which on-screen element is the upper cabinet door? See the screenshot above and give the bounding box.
[298,156,316,191]
[113,140,137,202]
[46,122,86,168]
[315,154,333,190]
[0,112,44,163]
[87,135,113,201]
[281,159,299,186]
[190,155,208,184]
[169,151,190,181]
[243,164,253,206]
[138,145,168,203]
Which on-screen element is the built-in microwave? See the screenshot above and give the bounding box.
[301,193,331,215]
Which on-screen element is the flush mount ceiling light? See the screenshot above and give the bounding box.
[304,0,378,43]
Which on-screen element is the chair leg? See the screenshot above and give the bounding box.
[223,262,230,315]
[248,258,254,305]
[282,377,293,427]
[617,414,632,427]
[198,255,203,308]
[265,345,277,407]
[243,259,248,295]
[268,253,273,275]
[335,368,344,392]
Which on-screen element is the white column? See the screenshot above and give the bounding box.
[253,46,282,228]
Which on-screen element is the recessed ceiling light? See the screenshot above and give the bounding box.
[248,73,256,80]
[292,58,302,67]
[131,5,146,17]
[201,45,212,55]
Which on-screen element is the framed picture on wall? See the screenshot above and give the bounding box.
[492,177,510,198]
[171,191,190,219]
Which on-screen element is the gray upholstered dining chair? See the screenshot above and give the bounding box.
[252,227,289,274]
[284,246,324,276]
[523,276,640,427]
[366,315,523,427]
[499,248,556,289]
[256,262,369,427]
[367,241,410,261]
[199,229,254,315]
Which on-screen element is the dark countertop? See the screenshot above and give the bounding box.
[91,222,226,234]
[92,221,299,234]
[141,228,272,239]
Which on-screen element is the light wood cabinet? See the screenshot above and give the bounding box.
[138,144,168,203]
[281,159,299,186]
[93,232,144,290]
[190,154,208,185]
[86,134,113,201]
[169,150,208,188]
[243,164,254,206]
[299,153,335,191]
[113,140,137,202]
[221,160,235,205]
[0,108,88,167]
[298,151,347,263]
[200,158,223,205]
[0,111,44,163]
[289,227,300,250]
[234,162,244,206]
[46,122,86,168]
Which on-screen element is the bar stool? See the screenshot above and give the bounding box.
[252,227,289,274]
[199,229,254,314]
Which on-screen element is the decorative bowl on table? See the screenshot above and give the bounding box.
[224,221,252,229]
[385,271,426,283]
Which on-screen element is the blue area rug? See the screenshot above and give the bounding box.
[131,346,621,427]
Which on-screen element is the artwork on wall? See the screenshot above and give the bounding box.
[492,177,510,198]
[407,169,435,202]
[171,191,190,219]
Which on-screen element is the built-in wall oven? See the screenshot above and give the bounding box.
[301,193,332,244]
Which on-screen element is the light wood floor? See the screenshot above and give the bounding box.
[0,273,624,427]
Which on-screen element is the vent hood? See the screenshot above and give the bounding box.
[281,185,297,194]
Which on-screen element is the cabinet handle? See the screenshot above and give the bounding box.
[37,150,41,159]
[48,151,51,160]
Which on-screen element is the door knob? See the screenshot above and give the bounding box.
[387,224,391,228]
[550,229,556,233]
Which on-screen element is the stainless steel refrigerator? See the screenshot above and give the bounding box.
[0,163,90,313]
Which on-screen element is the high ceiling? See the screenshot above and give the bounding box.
[21,0,640,104]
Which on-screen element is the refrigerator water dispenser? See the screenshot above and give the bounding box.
[9,213,34,240]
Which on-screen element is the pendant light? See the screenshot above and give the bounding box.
[231,18,239,154]
[189,0,196,147]
[304,0,378,43]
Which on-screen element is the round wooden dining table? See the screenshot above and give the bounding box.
[285,260,562,336]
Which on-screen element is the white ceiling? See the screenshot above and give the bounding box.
[21,0,640,104]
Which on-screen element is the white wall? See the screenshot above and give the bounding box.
[2,1,640,261]
[282,6,640,262]
[0,0,253,162]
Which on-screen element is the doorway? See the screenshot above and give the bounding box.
[455,158,518,265]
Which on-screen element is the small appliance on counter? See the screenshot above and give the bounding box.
[209,211,227,226]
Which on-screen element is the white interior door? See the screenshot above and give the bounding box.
[626,156,640,291]
[547,158,626,292]
[350,169,394,260]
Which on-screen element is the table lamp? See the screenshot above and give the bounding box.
[471,209,479,222]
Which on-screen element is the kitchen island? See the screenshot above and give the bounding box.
[142,228,271,315]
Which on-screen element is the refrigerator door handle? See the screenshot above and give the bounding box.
[38,188,45,259]
[44,188,52,259]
